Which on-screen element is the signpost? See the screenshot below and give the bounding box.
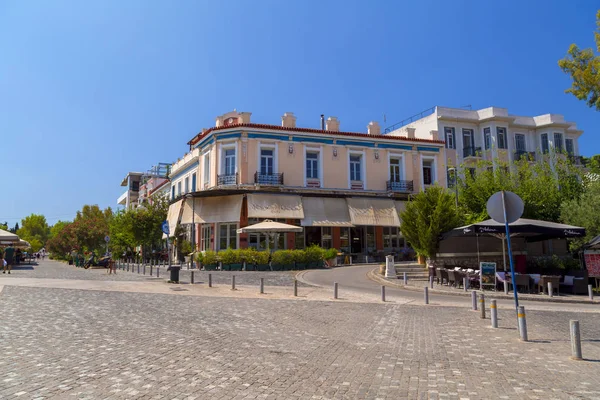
[480,262,496,290]
[161,221,171,272]
[486,191,524,314]
[104,235,110,256]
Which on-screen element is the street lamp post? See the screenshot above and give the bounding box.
[448,167,459,210]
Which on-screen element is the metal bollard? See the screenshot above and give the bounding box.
[157,267,159,278]
[150,265,153,276]
[589,285,594,302]
[471,291,477,311]
[260,278,264,294]
[548,282,554,297]
[424,286,429,304]
[403,272,407,285]
[231,275,236,290]
[504,281,509,295]
[334,282,338,299]
[208,273,212,288]
[137,264,140,274]
[518,306,528,341]
[570,320,582,360]
[143,265,146,275]
[429,276,434,289]
[463,277,468,292]
[127,263,129,272]
[293,280,298,297]
[490,300,498,328]
[381,286,386,302]
[479,294,486,319]
[191,271,194,284]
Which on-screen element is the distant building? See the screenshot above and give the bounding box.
[117,172,143,210]
[118,164,171,210]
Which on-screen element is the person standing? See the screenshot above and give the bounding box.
[15,248,22,266]
[4,244,15,274]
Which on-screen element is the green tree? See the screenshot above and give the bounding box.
[9,222,19,233]
[561,179,600,249]
[558,10,600,110]
[17,214,50,247]
[50,220,71,239]
[0,222,7,231]
[71,205,113,253]
[400,186,461,259]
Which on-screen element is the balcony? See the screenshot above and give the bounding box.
[254,172,284,185]
[514,150,536,161]
[217,173,238,186]
[387,180,414,193]
[463,146,482,158]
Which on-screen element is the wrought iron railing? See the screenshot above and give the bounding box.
[386,180,414,192]
[217,173,238,186]
[463,146,482,158]
[254,172,284,185]
[514,150,536,161]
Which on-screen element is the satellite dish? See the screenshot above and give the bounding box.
[486,191,524,224]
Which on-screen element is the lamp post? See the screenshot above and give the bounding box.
[447,167,459,210]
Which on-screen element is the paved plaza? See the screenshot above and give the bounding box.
[0,261,599,399]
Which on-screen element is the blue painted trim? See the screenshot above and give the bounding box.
[336,140,376,148]
[216,132,241,141]
[195,137,214,150]
[292,136,334,144]
[170,162,199,180]
[377,143,413,150]
[416,146,440,153]
[247,132,290,141]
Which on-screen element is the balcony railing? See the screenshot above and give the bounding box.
[514,150,536,161]
[254,172,284,185]
[387,180,414,192]
[463,146,482,158]
[217,173,238,186]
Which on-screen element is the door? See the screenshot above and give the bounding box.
[515,134,526,152]
[462,129,474,149]
[260,149,274,175]
[350,227,364,254]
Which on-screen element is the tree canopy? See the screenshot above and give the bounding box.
[558,10,600,110]
[561,178,600,250]
[17,214,50,251]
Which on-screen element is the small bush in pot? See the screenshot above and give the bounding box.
[255,250,270,271]
[202,250,218,270]
[324,248,338,267]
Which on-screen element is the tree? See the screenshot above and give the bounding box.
[50,220,71,239]
[46,222,77,258]
[558,10,600,110]
[0,222,7,231]
[561,179,600,249]
[71,205,112,253]
[9,222,19,233]
[400,186,461,259]
[17,214,50,247]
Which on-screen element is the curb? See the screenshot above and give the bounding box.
[368,268,599,305]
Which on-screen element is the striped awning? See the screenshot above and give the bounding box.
[346,198,401,227]
[301,197,353,227]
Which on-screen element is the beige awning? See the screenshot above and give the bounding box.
[180,198,195,225]
[301,197,353,227]
[195,195,243,223]
[394,201,406,224]
[346,198,401,227]
[166,199,184,237]
[0,228,19,242]
[238,220,303,234]
[247,194,304,219]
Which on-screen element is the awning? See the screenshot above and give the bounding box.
[247,194,304,219]
[166,199,184,237]
[0,228,19,242]
[238,220,303,234]
[301,197,353,227]
[442,218,586,240]
[394,201,406,224]
[346,198,401,227]
[180,198,195,225]
[195,195,243,223]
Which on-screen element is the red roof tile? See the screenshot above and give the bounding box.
[187,123,445,146]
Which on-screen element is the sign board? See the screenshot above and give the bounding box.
[104,235,110,243]
[487,191,524,224]
[480,262,497,289]
[584,250,600,278]
[161,221,170,236]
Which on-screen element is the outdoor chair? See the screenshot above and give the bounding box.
[560,275,589,295]
[447,270,457,287]
[454,271,466,288]
[538,276,560,295]
[437,268,448,285]
[508,274,531,293]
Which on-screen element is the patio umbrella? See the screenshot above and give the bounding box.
[237,220,303,251]
[0,228,20,243]
[14,239,31,248]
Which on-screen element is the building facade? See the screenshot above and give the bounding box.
[117,172,143,210]
[166,110,446,261]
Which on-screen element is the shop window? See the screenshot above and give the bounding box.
[340,227,350,253]
[218,223,237,250]
[383,227,402,250]
[321,227,332,249]
[200,224,212,251]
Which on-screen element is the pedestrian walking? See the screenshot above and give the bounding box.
[4,244,15,274]
[15,248,21,266]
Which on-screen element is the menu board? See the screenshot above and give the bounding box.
[480,262,497,289]
[584,251,600,278]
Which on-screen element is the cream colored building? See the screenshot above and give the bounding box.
[166,110,445,261]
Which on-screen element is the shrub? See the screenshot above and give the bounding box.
[255,250,270,265]
[179,240,192,255]
[238,248,257,265]
[195,252,204,264]
[305,245,325,263]
[324,248,339,260]
[219,248,241,265]
[272,250,295,265]
[203,250,218,266]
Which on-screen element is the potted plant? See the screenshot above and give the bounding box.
[219,248,241,271]
[293,249,309,270]
[324,248,339,268]
[202,250,218,271]
[239,249,257,271]
[195,251,204,269]
[255,250,270,271]
[271,250,294,271]
[179,240,193,263]
[305,245,325,269]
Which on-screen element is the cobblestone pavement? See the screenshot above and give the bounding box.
[3,260,303,286]
[0,284,599,399]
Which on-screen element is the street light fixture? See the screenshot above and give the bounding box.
[447,167,459,210]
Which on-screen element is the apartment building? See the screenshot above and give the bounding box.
[118,163,171,210]
[386,106,584,176]
[166,110,446,261]
[117,172,143,210]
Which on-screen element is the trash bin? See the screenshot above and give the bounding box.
[168,266,181,283]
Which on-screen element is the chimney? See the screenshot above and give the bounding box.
[320,114,325,130]
[430,130,439,141]
[367,121,381,135]
[281,112,296,128]
[326,116,340,132]
[406,127,416,139]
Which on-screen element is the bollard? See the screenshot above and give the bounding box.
[127,263,129,272]
[471,291,478,311]
[208,273,212,287]
[157,267,159,278]
[334,282,338,299]
[137,264,140,274]
[570,320,582,360]
[518,306,528,341]
[429,276,434,289]
[479,294,486,319]
[424,286,429,304]
[293,280,298,297]
[231,275,236,290]
[381,286,386,302]
[150,265,153,276]
[143,265,146,275]
[589,285,594,302]
[463,277,468,292]
[548,282,554,297]
[490,300,498,328]
[260,278,264,294]
[403,272,407,285]
[504,281,509,295]
[191,271,195,284]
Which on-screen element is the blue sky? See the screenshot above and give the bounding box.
[1,0,598,226]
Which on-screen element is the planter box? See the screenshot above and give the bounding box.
[295,263,308,270]
[256,264,270,271]
[229,263,243,271]
[271,264,286,271]
[245,263,256,271]
[204,264,218,271]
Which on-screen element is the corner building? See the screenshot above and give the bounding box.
[167,111,445,262]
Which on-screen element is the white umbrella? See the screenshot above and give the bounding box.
[14,240,31,248]
[0,228,19,243]
[237,220,303,251]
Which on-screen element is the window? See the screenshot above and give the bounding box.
[340,227,350,253]
[389,158,402,182]
[350,154,362,181]
[321,227,332,249]
[171,186,175,200]
[497,127,507,149]
[366,226,375,253]
[223,148,235,175]
[422,160,433,185]
[184,177,189,194]
[554,133,563,152]
[204,154,210,187]
[462,129,474,149]
[484,127,491,150]
[306,152,319,179]
[248,218,286,250]
[447,168,456,188]
[200,224,212,251]
[218,223,237,250]
[566,138,574,155]
[177,181,182,197]
[191,173,196,192]
[130,180,140,191]
[260,148,274,175]
[444,127,455,149]
[541,133,549,154]
[515,134,526,152]
[383,227,403,250]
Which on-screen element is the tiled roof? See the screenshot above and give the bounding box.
[187,123,445,146]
